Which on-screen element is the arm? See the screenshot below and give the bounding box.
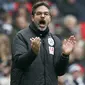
[54,38,69,76]
[12,33,37,70]
[54,35,76,76]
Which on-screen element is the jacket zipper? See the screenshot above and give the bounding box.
[42,39,46,85]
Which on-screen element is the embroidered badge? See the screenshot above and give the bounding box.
[48,37,54,46]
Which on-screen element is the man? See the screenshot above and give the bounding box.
[11,1,76,85]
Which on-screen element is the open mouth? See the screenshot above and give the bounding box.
[39,20,46,28]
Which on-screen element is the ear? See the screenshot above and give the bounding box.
[31,15,34,21]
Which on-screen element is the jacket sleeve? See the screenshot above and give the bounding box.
[12,33,37,70]
[54,36,69,76]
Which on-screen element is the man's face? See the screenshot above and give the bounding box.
[32,6,51,31]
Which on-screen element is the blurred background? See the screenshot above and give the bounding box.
[0,0,85,85]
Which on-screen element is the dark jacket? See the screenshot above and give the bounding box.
[11,22,69,85]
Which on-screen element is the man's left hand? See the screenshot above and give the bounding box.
[62,35,76,55]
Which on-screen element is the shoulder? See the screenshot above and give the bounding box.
[13,28,30,42]
[15,26,32,38]
[17,28,29,35]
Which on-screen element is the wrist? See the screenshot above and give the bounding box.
[62,52,69,57]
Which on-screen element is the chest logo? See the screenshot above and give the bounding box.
[48,37,54,46]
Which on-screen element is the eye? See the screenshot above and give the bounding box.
[35,12,42,15]
[44,12,50,16]
[35,12,50,16]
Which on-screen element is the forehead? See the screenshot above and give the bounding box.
[35,6,49,12]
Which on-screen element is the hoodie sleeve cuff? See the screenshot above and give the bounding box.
[61,53,69,59]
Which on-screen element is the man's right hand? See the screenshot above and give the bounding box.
[30,37,41,55]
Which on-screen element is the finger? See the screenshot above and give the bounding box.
[69,38,76,45]
[68,35,76,42]
[31,39,36,45]
[35,37,41,42]
[67,39,73,45]
[69,35,76,41]
[62,39,67,45]
[30,38,32,41]
[35,37,41,44]
[32,40,40,48]
[30,37,35,41]
[31,37,41,48]
[73,40,76,45]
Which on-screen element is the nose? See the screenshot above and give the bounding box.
[41,13,45,18]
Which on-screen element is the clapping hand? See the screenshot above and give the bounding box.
[30,37,41,55]
[62,35,76,55]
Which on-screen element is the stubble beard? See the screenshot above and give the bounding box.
[34,22,47,31]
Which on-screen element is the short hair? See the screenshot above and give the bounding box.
[32,1,50,15]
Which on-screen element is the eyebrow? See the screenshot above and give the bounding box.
[35,11,50,13]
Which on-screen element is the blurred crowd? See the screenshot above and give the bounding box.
[0,0,85,85]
